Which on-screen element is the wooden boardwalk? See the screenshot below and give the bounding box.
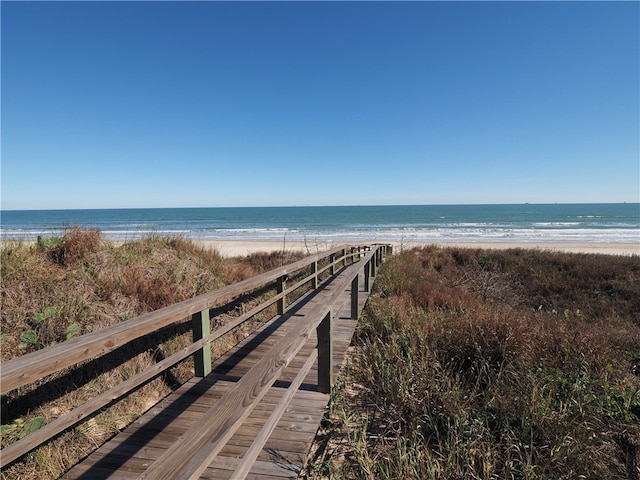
[62,266,371,479]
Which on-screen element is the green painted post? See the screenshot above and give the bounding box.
[351,275,359,320]
[317,310,334,394]
[192,309,212,377]
[277,275,286,315]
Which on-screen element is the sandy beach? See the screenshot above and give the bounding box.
[3,238,637,257]
[199,239,640,257]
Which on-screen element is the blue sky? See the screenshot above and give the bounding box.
[2,1,638,210]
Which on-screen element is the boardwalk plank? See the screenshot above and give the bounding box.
[62,262,377,479]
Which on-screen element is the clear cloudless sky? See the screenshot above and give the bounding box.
[1,1,638,210]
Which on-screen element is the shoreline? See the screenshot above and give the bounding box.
[2,238,638,257]
[197,239,640,257]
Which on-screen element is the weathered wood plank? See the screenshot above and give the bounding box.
[233,350,318,478]
[60,246,383,479]
[136,261,365,480]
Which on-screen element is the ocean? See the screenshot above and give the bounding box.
[1,204,639,244]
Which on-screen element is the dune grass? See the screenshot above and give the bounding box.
[304,246,640,479]
[0,228,305,479]
[3,235,639,479]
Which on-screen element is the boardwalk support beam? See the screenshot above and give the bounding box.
[317,310,334,394]
[371,254,377,278]
[277,275,286,315]
[312,260,318,289]
[351,275,359,320]
[364,260,371,292]
[192,309,211,377]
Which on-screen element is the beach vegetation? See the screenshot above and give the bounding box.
[304,246,640,480]
[0,228,306,479]
[3,234,639,479]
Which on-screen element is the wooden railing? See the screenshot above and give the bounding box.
[0,243,391,471]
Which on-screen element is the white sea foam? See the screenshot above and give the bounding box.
[2,205,638,244]
[3,226,638,244]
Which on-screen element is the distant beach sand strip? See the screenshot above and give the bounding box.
[199,240,640,257]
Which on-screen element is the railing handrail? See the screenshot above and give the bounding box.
[0,244,364,395]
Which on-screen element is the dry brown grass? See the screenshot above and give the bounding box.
[0,229,306,479]
[304,246,640,480]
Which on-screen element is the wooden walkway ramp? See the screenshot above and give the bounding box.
[1,245,390,480]
[63,249,384,479]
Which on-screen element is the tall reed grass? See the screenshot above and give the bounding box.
[305,246,640,479]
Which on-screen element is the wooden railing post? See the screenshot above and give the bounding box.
[371,252,377,278]
[364,258,371,292]
[312,260,318,289]
[351,275,359,320]
[277,275,287,315]
[192,309,212,377]
[317,310,334,394]
[330,254,336,275]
